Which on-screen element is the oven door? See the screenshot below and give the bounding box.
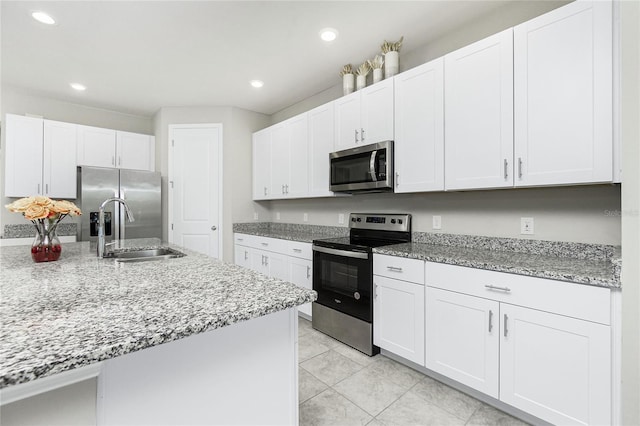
[312,245,372,322]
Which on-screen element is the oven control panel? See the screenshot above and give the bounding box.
[349,213,411,232]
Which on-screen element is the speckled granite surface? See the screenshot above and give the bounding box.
[233,222,348,243]
[0,238,316,389]
[412,232,617,260]
[235,223,621,288]
[374,242,620,288]
[3,223,77,238]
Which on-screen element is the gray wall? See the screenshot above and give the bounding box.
[267,185,621,245]
[0,85,154,232]
[153,106,270,262]
[620,0,640,424]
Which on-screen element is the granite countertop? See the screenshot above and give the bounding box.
[374,242,620,288]
[234,222,621,289]
[0,238,316,389]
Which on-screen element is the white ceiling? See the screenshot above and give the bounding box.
[2,1,517,117]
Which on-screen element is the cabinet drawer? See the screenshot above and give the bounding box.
[373,254,425,284]
[425,262,611,325]
[234,233,256,247]
[288,241,312,260]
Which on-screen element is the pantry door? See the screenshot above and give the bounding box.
[169,124,223,259]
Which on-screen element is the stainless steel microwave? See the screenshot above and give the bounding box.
[329,141,394,193]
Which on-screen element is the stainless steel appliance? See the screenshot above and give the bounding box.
[312,213,411,355]
[77,166,161,243]
[329,141,394,193]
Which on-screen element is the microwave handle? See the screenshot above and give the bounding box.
[369,150,378,181]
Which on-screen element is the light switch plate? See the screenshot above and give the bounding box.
[303,213,308,222]
[521,217,534,235]
[338,213,345,225]
[253,211,258,220]
[432,215,442,230]
[276,212,281,221]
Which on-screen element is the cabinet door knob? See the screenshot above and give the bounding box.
[211,226,217,231]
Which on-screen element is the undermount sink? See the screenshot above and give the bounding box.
[106,247,186,262]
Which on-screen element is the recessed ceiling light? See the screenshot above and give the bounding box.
[250,80,264,88]
[319,28,338,42]
[31,11,56,25]
[70,83,86,91]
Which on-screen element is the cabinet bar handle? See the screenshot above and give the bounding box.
[261,242,268,246]
[118,156,122,166]
[45,183,49,194]
[485,284,511,293]
[387,266,403,272]
[293,248,302,253]
[355,129,359,143]
[395,172,400,187]
[244,250,248,261]
[285,184,289,194]
[306,266,311,279]
[361,128,365,141]
[488,310,493,333]
[504,159,508,180]
[237,238,243,241]
[264,187,267,196]
[518,157,523,179]
[37,184,41,194]
[504,314,509,337]
[112,156,115,166]
[264,256,268,266]
[261,255,265,265]
[282,184,285,194]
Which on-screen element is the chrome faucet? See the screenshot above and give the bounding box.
[97,197,135,258]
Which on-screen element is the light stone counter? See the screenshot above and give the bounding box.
[0,238,316,389]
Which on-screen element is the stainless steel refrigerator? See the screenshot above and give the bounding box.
[77,166,162,243]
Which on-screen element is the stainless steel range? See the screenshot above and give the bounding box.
[312,213,411,355]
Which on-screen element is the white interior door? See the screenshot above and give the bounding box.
[169,125,222,258]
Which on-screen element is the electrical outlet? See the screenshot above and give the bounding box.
[521,217,534,235]
[432,215,442,230]
[276,212,281,221]
[253,211,258,221]
[303,213,308,222]
[338,213,345,225]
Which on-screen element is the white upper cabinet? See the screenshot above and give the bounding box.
[5,114,77,199]
[252,127,272,200]
[77,125,154,171]
[5,114,44,198]
[287,114,309,197]
[116,131,155,171]
[514,0,613,186]
[270,122,290,197]
[444,29,514,190]
[334,79,394,150]
[334,91,362,150]
[307,102,335,197]
[269,114,309,198]
[43,120,78,198]
[361,78,395,145]
[77,125,117,168]
[394,58,445,193]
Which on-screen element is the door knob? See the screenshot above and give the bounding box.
[211,226,217,231]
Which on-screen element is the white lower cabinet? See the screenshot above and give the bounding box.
[425,287,499,398]
[373,275,425,365]
[289,256,313,317]
[500,304,611,426]
[425,262,612,426]
[234,233,313,318]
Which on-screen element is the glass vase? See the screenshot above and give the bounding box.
[31,220,62,263]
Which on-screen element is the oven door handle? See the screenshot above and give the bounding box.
[312,245,370,259]
[369,150,378,182]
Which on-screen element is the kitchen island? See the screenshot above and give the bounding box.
[0,239,316,425]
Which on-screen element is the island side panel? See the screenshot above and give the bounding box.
[97,308,298,426]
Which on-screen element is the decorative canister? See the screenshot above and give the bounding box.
[384,51,399,78]
[343,74,355,95]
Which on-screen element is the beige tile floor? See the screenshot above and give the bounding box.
[298,317,530,426]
